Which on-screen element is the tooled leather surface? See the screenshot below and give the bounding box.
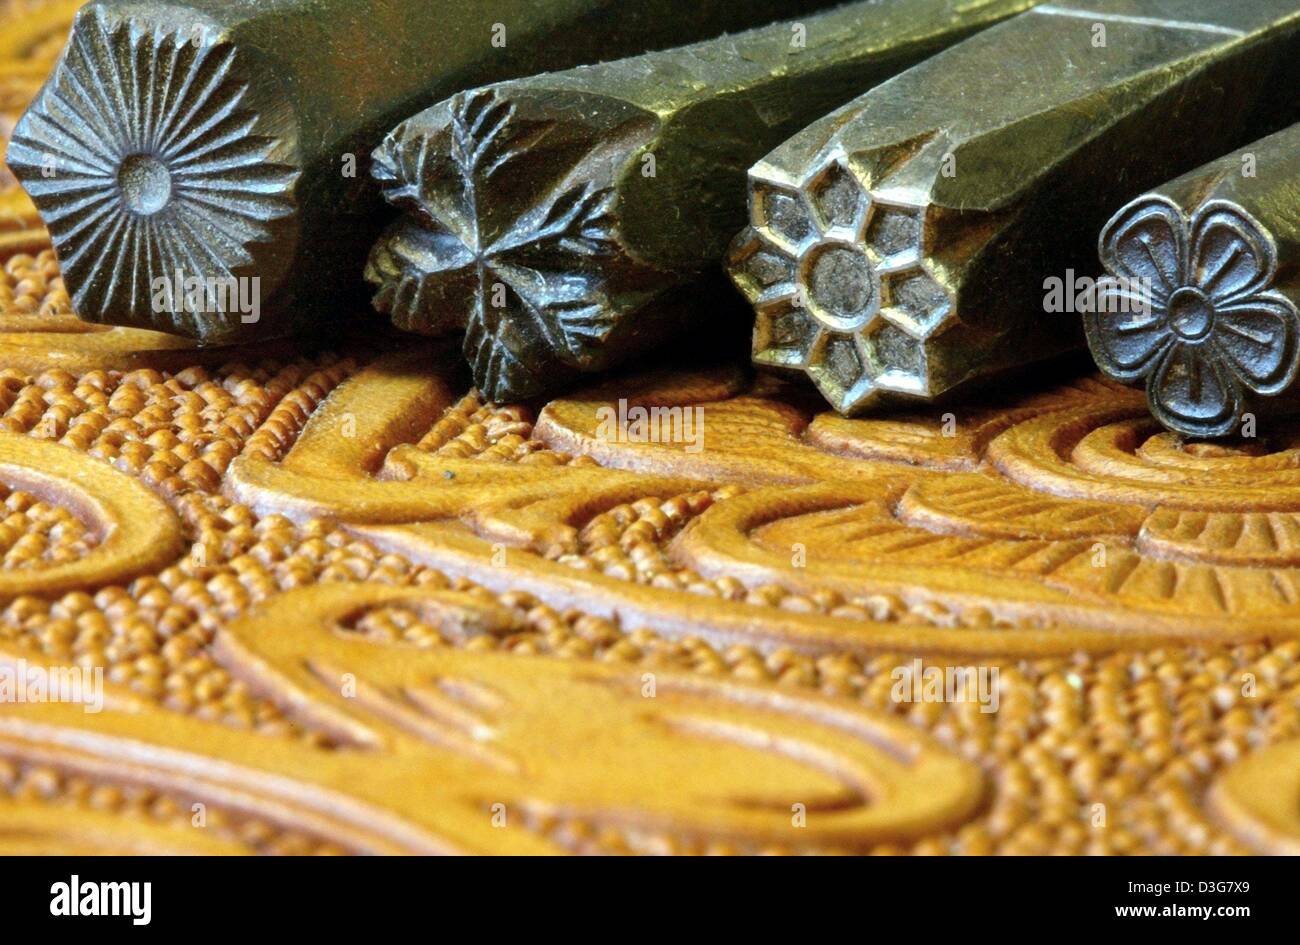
[0,0,1296,855]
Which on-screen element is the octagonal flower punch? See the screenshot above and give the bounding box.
[728,152,953,414]
[1087,125,1300,439]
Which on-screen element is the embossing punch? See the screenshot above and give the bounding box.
[1087,123,1300,439]
[365,0,1038,403]
[727,0,1300,415]
[5,0,843,344]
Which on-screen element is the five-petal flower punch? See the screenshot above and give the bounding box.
[1087,196,1300,438]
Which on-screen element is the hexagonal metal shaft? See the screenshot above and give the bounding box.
[7,0,845,344]
[1087,122,1300,438]
[365,0,1039,401]
[728,0,1300,415]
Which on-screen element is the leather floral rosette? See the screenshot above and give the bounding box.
[1086,195,1300,438]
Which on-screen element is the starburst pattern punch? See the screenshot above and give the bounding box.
[6,5,298,341]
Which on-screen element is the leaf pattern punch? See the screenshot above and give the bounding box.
[368,89,663,401]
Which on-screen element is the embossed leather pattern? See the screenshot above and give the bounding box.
[0,0,1297,856]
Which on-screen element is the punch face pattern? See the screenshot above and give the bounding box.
[730,152,949,413]
[1088,123,1300,438]
[6,6,299,338]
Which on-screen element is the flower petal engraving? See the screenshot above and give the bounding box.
[1083,304,1171,381]
[1149,342,1239,437]
[364,220,478,336]
[1213,294,1300,395]
[758,185,817,251]
[810,161,866,232]
[463,287,567,401]
[1191,201,1276,305]
[1098,195,1186,303]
